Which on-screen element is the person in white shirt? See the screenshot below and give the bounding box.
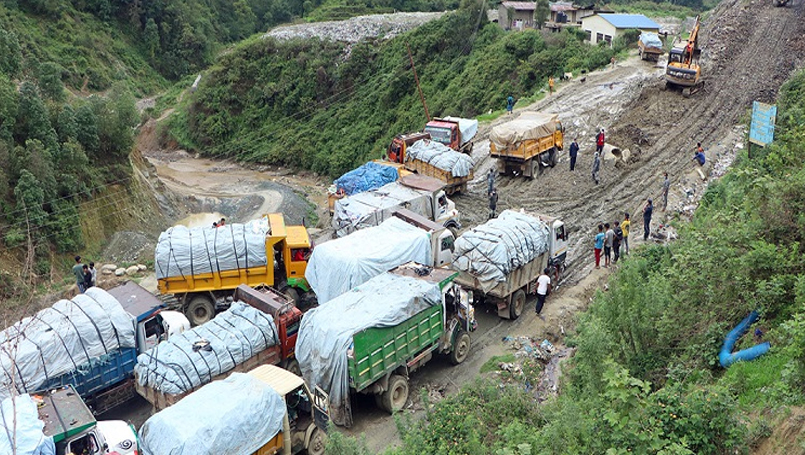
[535,268,552,317]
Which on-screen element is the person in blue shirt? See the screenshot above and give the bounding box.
[594,224,605,269]
[693,150,706,166]
[569,138,579,171]
[506,95,515,114]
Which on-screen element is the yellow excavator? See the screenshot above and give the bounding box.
[665,16,703,97]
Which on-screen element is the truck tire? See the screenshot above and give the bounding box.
[283,358,301,376]
[306,426,327,455]
[447,225,459,238]
[450,330,471,365]
[380,374,409,413]
[280,285,300,305]
[510,289,525,320]
[186,295,215,326]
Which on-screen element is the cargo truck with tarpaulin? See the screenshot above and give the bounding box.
[327,161,412,215]
[139,367,329,455]
[638,32,664,62]
[0,284,188,415]
[403,139,475,195]
[296,262,475,427]
[155,213,313,325]
[134,285,302,411]
[490,112,564,178]
[452,210,568,320]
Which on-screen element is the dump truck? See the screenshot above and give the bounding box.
[139,367,329,455]
[307,209,456,303]
[135,285,302,411]
[0,284,189,414]
[638,32,664,62]
[327,160,412,215]
[297,262,475,427]
[332,174,461,238]
[403,139,475,195]
[0,385,139,455]
[155,213,313,325]
[490,112,564,179]
[452,210,568,320]
[424,116,478,154]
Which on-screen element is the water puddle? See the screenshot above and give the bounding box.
[174,212,226,228]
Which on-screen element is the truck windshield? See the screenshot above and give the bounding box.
[424,126,451,145]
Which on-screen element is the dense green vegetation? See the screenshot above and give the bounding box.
[326,68,805,454]
[172,3,630,177]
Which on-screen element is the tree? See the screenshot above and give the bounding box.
[74,103,99,154]
[14,82,58,151]
[534,0,549,30]
[13,170,48,232]
[0,28,22,78]
[56,104,77,143]
[0,75,18,144]
[231,0,257,40]
[144,18,160,59]
[37,62,66,102]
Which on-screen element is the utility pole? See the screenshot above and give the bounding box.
[406,42,430,122]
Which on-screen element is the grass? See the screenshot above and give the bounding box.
[480,353,517,374]
[722,352,789,408]
[609,1,701,20]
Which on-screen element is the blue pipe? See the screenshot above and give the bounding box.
[718,311,771,368]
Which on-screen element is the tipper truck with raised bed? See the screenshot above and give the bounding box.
[307,209,456,303]
[0,283,189,414]
[490,112,564,178]
[1,385,139,455]
[139,366,329,455]
[332,174,460,238]
[155,212,313,325]
[134,285,302,411]
[403,138,475,195]
[297,262,476,427]
[452,210,568,320]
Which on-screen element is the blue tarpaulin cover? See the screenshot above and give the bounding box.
[334,162,399,196]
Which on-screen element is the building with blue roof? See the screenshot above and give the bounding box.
[581,13,661,46]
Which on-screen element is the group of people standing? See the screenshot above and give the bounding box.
[71,255,97,293]
[566,128,606,185]
[593,215,629,268]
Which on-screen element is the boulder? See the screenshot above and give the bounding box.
[101,263,117,272]
[115,268,126,276]
[126,265,140,276]
[137,264,147,272]
[102,268,114,275]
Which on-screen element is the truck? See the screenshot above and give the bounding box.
[452,210,568,320]
[139,367,330,455]
[490,112,564,179]
[296,262,475,427]
[155,213,313,325]
[0,283,189,415]
[638,32,664,62]
[387,131,432,163]
[423,116,478,154]
[306,209,456,303]
[403,138,475,195]
[134,285,302,411]
[0,386,139,455]
[327,160,411,215]
[332,174,461,238]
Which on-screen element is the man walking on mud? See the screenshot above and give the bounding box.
[72,255,85,293]
[487,168,495,195]
[662,172,670,211]
[643,199,653,241]
[622,213,631,255]
[569,138,579,171]
[488,188,498,219]
[596,128,605,154]
[591,152,601,184]
[535,268,551,319]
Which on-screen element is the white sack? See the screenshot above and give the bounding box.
[0,394,56,455]
[406,140,475,177]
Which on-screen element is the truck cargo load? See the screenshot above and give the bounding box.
[0,288,136,401]
[0,394,56,455]
[296,271,443,426]
[639,32,663,49]
[441,116,478,146]
[406,140,474,178]
[134,301,278,396]
[333,161,399,196]
[139,373,285,455]
[306,217,433,303]
[490,112,558,149]
[453,210,550,293]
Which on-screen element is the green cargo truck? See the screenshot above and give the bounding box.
[297,262,476,427]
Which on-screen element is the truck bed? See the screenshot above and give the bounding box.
[454,253,546,300]
[404,159,473,193]
[490,135,557,162]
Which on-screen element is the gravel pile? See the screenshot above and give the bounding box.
[264,12,444,44]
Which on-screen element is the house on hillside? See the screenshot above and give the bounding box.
[498,2,537,30]
[581,13,660,45]
[544,3,612,32]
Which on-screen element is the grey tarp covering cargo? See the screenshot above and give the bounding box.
[332,182,432,238]
[0,288,136,400]
[154,217,269,280]
[0,395,56,455]
[307,217,432,304]
[406,140,475,178]
[442,116,479,145]
[139,373,285,455]
[296,272,442,427]
[489,112,558,149]
[639,32,663,49]
[134,301,278,395]
[452,210,549,293]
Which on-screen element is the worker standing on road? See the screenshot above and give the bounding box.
[591,151,601,184]
[72,255,85,293]
[613,221,623,263]
[621,213,631,255]
[506,95,515,114]
[488,188,498,220]
[662,172,670,211]
[548,76,555,95]
[569,138,579,171]
[643,199,653,241]
[487,168,495,195]
[604,223,614,268]
[535,268,551,318]
[594,224,605,269]
[596,129,605,154]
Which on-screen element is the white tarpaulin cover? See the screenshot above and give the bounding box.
[155,217,269,280]
[296,272,442,427]
[135,301,278,395]
[442,116,479,145]
[0,395,56,455]
[139,373,285,455]
[489,112,558,149]
[406,140,475,178]
[307,217,432,304]
[332,182,432,237]
[452,210,549,293]
[0,288,136,401]
[639,32,663,48]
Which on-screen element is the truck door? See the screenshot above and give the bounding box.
[435,231,454,267]
[311,386,330,432]
[551,222,568,263]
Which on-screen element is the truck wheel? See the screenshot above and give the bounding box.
[283,358,301,376]
[186,295,215,326]
[450,330,471,365]
[510,289,525,320]
[447,225,459,238]
[529,160,539,179]
[280,286,300,305]
[381,374,409,413]
[306,426,327,455]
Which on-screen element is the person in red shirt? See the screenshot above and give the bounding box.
[596,128,605,153]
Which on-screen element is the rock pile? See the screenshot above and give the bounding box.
[264,12,444,44]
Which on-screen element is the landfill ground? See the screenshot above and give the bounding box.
[105,0,804,450]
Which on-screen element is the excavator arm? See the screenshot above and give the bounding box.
[683,16,701,65]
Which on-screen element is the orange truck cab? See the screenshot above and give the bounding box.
[424,119,462,151]
[387,132,431,163]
